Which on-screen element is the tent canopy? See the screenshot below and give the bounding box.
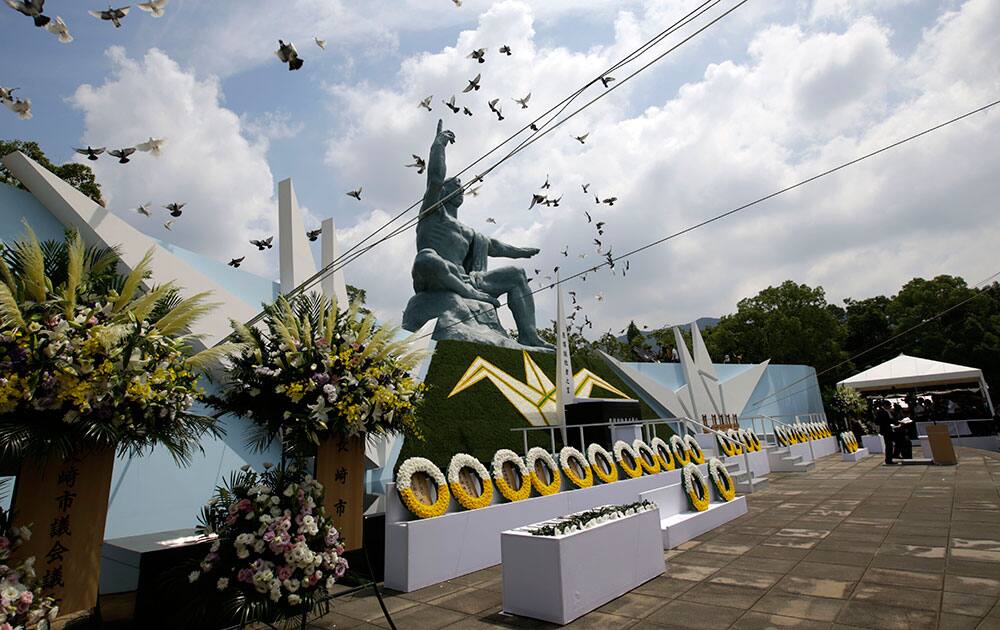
[838,354,985,392]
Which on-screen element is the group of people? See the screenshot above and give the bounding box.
[873,399,914,465]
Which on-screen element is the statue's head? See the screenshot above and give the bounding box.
[442,177,463,216]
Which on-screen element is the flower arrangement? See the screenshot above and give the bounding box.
[559,446,593,489]
[526,447,561,496]
[448,453,493,510]
[670,435,691,466]
[492,450,530,502]
[523,501,657,537]
[613,440,642,478]
[0,226,226,462]
[587,443,619,484]
[682,463,710,512]
[0,502,59,630]
[650,437,675,471]
[683,435,705,464]
[187,463,348,625]
[214,293,427,452]
[707,457,736,501]
[839,431,859,453]
[632,440,662,474]
[396,457,450,518]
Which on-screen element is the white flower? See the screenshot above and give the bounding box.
[217,577,229,591]
[288,594,302,605]
[188,571,200,583]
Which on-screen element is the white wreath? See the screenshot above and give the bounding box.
[397,457,446,490]
[613,440,640,463]
[560,446,590,474]
[670,434,687,457]
[683,434,704,460]
[492,449,528,480]
[448,453,491,486]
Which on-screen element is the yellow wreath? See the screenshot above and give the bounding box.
[650,437,675,471]
[684,435,705,464]
[560,446,594,488]
[633,439,663,474]
[526,447,562,495]
[718,432,738,457]
[614,440,644,478]
[708,457,736,502]
[448,453,494,510]
[682,463,710,512]
[775,425,791,447]
[670,435,691,466]
[397,457,451,519]
[587,443,620,483]
[492,449,531,502]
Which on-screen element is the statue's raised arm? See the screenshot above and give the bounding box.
[421,119,456,217]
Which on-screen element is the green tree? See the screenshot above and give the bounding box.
[1,140,104,205]
[828,385,872,433]
[842,295,893,368]
[625,320,650,361]
[705,280,847,384]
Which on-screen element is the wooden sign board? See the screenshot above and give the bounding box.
[925,424,958,466]
[12,447,116,617]
[315,435,365,550]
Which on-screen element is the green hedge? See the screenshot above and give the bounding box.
[399,340,664,469]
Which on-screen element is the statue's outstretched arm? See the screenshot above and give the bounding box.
[489,238,540,259]
[421,119,455,216]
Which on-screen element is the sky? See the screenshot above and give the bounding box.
[1,0,999,338]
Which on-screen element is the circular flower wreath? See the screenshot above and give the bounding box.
[633,440,662,474]
[448,453,494,510]
[396,457,450,518]
[526,447,561,495]
[613,440,643,478]
[775,425,791,447]
[727,429,745,454]
[708,457,736,502]
[670,435,691,466]
[736,428,754,452]
[587,443,619,484]
[560,446,594,488]
[840,432,858,453]
[683,435,705,464]
[650,437,675,471]
[718,432,740,457]
[682,463,710,512]
[746,429,763,451]
[492,449,531,502]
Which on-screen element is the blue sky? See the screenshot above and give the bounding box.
[2,0,998,334]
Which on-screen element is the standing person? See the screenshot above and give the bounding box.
[875,400,896,465]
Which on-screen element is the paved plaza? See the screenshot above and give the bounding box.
[311,448,1000,629]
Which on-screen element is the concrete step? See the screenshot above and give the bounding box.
[736,476,769,493]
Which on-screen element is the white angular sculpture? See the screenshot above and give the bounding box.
[277,178,317,295]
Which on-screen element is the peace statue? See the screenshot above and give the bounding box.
[401,120,553,351]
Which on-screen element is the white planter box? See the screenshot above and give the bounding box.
[843,447,869,462]
[384,465,699,592]
[639,482,747,549]
[501,508,664,625]
[812,436,839,458]
[862,435,884,454]
[723,449,771,477]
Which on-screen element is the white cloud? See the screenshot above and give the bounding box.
[325,0,1000,336]
[71,48,279,276]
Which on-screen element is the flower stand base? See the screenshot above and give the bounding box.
[12,448,116,616]
[862,435,885,454]
[501,509,664,625]
[639,483,748,549]
[843,447,869,462]
[384,465,704,592]
[812,436,840,458]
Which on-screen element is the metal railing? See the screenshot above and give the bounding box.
[510,417,685,455]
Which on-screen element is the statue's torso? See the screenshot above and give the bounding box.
[416,206,475,267]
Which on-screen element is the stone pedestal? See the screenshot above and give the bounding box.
[402,291,550,351]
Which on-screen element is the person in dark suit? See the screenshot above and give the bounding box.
[874,400,896,465]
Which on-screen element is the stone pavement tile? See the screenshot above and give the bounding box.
[775,528,831,540]
[450,609,553,629]
[826,530,887,544]
[633,575,697,599]
[449,567,504,588]
[868,553,945,573]
[946,574,1000,596]
[951,548,1000,564]
[773,575,856,599]
[695,541,753,556]
[563,611,637,629]
[732,525,779,536]
[935,612,982,630]
[726,555,800,575]
[883,533,950,547]
[678,582,768,610]
[746,545,812,561]
[789,561,866,582]
[665,562,718,582]
[336,592,420,623]
[802,549,874,568]
[752,591,844,622]
[851,583,940,612]
[762,537,819,550]
[709,568,782,589]
[813,540,879,555]
[731,611,831,629]
[369,602,466,629]
[835,601,937,630]
[942,592,997,618]
[642,600,743,629]
[596,592,668,619]
[671,550,735,568]
[948,559,1000,579]
[429,587,504,615]
[861,567,944,590]
[400,580,469,602]
[676,540,702,550]
[307,610,370,629]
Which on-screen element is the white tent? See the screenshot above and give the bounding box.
[838,354,994,415]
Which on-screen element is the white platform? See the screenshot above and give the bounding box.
[723,448,770,477]
[639,483,748,549]
[501,509,664,625]
[843,447,869,462]
[384,465,704,592]
[862,435,885,454]
[812,436,839,458]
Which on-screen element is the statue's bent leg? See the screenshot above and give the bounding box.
[480,267,553,349]
[413,248,499,306]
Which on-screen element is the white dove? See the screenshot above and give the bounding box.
[137,0,167,17]
[136,136,166,156]
[314,37,326,49]
[6,98,31,120]
[44,15,72,42]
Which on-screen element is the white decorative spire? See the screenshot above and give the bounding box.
[555,273,574,441]
[320,218,349,309]
[278,178,317,295]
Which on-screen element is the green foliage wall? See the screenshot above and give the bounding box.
[399,339,657,469]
